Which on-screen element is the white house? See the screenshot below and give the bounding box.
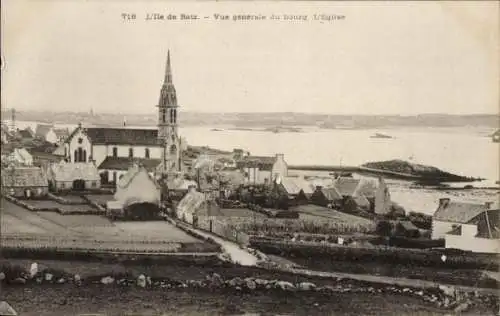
[431,198,491,240]
[374,177,391,215]
[237,153,288,185]
[445,208,500,253]
[111,164,161,209]
[35,124,58,144]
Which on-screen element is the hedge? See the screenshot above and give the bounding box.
[250,240,499,271]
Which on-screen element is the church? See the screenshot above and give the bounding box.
[63,51,184,185]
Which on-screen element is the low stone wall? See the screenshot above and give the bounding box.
[165,218,223,254]
[3,195,58,212]
[1,265,497,314]
[47,192,85,205]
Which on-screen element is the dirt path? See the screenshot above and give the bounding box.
[287,267,500,295]
[189,228,259,266]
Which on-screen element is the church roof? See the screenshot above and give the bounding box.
[98,156,161,171]
[67,127,163,146]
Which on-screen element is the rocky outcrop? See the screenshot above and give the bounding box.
[362,160,481,183]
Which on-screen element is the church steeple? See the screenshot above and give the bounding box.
[157,50,181,174]
[164,50,172,84]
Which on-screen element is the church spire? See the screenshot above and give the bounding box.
[164,50,172,84]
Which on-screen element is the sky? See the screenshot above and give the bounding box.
[1,1,499,115]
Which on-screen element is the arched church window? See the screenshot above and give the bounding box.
[129,148,134,158]
[173,109,177,123]
[145,148,150,158]
[112,147,117,157]
[83,150,87,162]
[78,138,83,144]
[74,150,78,162]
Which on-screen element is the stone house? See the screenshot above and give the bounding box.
[48,161,101,191]
[431,198,492,240]
[4,148,33,166]
[237,153,288,185]
[1,166,49,198]
[445,207,499,253]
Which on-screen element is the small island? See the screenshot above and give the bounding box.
[361,159,483,184]
[370,133,393,139]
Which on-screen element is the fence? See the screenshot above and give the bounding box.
[197,217,250,246]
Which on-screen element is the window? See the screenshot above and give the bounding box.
[129,148,134,158]
[91,181,96,188]
[145,148,150,158]
[173,109,177,124]
[170,144,177,155]
[112,147,117,157]
[78,138,83,144]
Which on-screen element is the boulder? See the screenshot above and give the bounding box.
[137,274,146,288]
[298,282,316,291]
[454,302,470,313]
[101,276,115,285]
[276,281,295,291]
[29,263,38,279]
[228,277,244,287]
[0,272,5,281]
[245,279,257,290]
[439,285,456,298]
[44,273,53,282]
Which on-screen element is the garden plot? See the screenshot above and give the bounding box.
[1,214,48,234]
[1,199,70,235]
[23,200,62,209]
[85,194,115,206]
[36,212,113,228]
[113,221,201,243]
[217,208,267,218]
[292,204,374,226]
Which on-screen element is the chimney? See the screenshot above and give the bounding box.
[439,198,451,208]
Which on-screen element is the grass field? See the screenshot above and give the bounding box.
[1,198,214,252]
[292,204,374,226]
[218,208,268,218]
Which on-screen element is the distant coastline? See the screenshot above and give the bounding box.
[1,110,498,130]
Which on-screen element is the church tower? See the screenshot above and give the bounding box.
[157,50,181,173]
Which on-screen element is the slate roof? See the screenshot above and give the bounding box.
[280,177,314,195]
[236,156,276,171]
[1,167,48,187]
[353,194,371,208]
[49,162,100,182]
[334,177,361,196]
[398,220,419,232]
[69,127,162,146]
[98,156,161,171]
[433,200,489,223]
[321,187,343,201]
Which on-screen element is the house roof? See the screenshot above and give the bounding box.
[18,129,34,139]
[53,128,69,138]
[398,220,419,231]
[117,164,160,190]
[467,209,500,239]
[433,200,489,223]
[35,124,53,137]
[353,194,371,207]
[1,166,48,187]
[236,155,276,171]
[68,127,162,146]
[321,187,343,201]
[49,162,100,182]
[280,176,314,195]
[177,190,206,215]
[355,178,378,198]
[334,177,361,196]
[98,156,161,171]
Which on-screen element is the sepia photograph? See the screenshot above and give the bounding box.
[0,0,499,315]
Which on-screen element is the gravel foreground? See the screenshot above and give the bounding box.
[3,284,455,316]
